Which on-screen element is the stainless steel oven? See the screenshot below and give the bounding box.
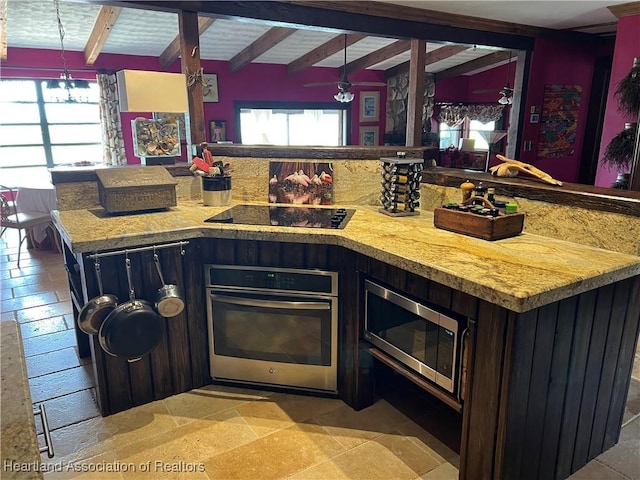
[363,279,466,396]
[205,265,338,393]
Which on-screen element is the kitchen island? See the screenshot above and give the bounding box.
[52,198,640,480]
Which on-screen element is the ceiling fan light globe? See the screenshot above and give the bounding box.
[498,95,510,105]
[334,91,354,103]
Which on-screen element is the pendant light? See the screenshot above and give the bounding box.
[334,35,355,103]
[498,52,514,105]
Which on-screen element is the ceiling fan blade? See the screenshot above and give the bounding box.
[304,81,338,87]
[472,88,501,94]
[351,81,386,86]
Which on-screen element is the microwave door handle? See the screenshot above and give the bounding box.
[210,293,331,311]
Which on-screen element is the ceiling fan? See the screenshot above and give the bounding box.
[471,51,514,104]
[304,34,386,103]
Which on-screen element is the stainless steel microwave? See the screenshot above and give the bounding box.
[363,279,466,396]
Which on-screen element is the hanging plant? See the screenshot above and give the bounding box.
[602,123,637,169]
[614,57,640,117]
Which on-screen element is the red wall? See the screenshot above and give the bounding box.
[434,75,470,103]
[518,38,597,183]
[4,47,387,164]
[594,14,640,187]
[435,41,606,184]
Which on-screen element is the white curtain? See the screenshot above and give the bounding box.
[97,73,126,165]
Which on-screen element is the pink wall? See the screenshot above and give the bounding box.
[434,75,470,103]
[435,64,514,165]
[4,47,387,164]
[435,42,604,184]
[517,38,597,183]
[594,14,640,187]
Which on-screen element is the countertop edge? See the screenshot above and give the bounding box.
[52,208,640,313]
[1,321,43,480]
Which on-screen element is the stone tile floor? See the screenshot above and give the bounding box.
[1,229,639,479]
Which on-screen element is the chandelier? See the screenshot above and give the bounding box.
[47,0,90,102]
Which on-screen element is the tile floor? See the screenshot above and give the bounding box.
[1,229,639,480]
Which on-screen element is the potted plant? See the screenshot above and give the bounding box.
[602,58,640,189]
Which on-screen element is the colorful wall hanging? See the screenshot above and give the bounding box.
[538,84,582,158]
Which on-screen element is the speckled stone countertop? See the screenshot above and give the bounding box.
[1,321,43,479]
[52,201,640,313]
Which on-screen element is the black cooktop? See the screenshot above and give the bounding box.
[204,205,355,229]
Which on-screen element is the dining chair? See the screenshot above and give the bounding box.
[0,186,53,267]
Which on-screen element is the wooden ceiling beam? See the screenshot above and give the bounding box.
[159,16,215,68]
[98,1,536,50]
[229,26,296,73]
[84,5,122,65]
[607,1,640,18]
[342,39,410,76]
[385,44,469,78]
[434,50,513,82]
[287,33,365,75]
[284,0,541,37]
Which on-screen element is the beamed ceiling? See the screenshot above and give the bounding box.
[1,0,627,80]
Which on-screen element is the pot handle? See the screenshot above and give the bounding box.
[94,259,105,296]
[125,256,135,302]
[153,252,166,286]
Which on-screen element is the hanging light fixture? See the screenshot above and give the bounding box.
[498,51,514,105]
[334,35,355,103]
[49,0,76,102]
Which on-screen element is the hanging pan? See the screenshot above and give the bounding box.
[153,251,185,318]
[77,259,118,335]
[98,255,164,362]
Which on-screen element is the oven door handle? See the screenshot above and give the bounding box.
[210,293,331,311]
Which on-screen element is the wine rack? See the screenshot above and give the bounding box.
[379,155,424,216]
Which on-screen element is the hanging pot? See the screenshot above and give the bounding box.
[98,256,164,362]
[77,259,118,335]
[153,252,185,318]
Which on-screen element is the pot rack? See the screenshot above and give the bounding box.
[87,241,189,260]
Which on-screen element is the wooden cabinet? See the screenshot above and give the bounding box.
[349,251,640,480]
[63,236,640,480]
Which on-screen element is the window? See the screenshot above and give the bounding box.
[235,102,350,146]
[438,119,496,151]
[468,120,495,150]
[439,122,462,149]
[0,79,101,186]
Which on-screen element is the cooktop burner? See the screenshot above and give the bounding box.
[204,205,355,229]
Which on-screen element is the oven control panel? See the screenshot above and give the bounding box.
[206,265,338,296]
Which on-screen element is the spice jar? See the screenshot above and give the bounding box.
[460,180,475,202]
[473,182,487,198]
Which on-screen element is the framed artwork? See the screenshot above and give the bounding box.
[359,126,379,146]
[209,120,227,143]
[360,91,380,122]
[202,74,219,102]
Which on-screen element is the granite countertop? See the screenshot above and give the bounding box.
[1,321,43,479]
[52,201,640,313]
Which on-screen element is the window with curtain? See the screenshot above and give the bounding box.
[0,79,101,185]
[235,101,350,146]
[437,104,504,150]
